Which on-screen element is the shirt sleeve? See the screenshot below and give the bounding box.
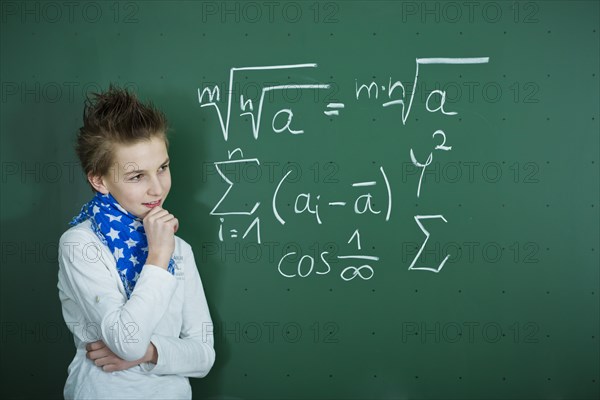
[58,228,178,361]
[139,241,215,377]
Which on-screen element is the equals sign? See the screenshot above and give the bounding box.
[324,103,345,116]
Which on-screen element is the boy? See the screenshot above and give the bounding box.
[57,85,215,399]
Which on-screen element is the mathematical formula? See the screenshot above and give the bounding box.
[198,57,490,281]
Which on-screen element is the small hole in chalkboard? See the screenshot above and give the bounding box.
[329,374,334,377]
[244,288,248,291]
[415,289,418,292]
[374,374,377,378]
[372,289,375,292]
[547,377,551,381]
[503,31,507,34]
[287,288,290,291]
[286,373,290,377]
[372,332,375,335]
[546,291,550,294]
[459,376,462,380]
[373,32,376,36]
[415,376,419,379]
[329,288,333,292]
[287,33,291,36]
[547,30,551,33]
[502,377,506,381]
[330,33,334,36]
[416,32,419,35]
[244,373,248,377]
[459,32,462,35]
[502,290,506,294]
[546,334,550,338]
[458,290,462,293]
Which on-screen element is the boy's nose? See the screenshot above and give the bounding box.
[148,176,163,196]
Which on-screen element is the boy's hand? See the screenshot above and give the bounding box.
[86,340,156,372]
[143,206,179,269]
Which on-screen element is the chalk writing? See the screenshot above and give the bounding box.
[198,57,490,280]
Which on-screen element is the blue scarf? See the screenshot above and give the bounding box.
[69,192,175,298]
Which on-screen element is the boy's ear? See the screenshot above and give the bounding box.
[87,173,109,194]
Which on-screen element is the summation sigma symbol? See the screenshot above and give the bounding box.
[197,58,490,281]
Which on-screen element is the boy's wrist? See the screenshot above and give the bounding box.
[145,253,170,270]
[143,342,158,365]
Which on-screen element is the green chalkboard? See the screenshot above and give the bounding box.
[1,1,598,399]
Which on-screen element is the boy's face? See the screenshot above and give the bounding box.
[90,135,171,219]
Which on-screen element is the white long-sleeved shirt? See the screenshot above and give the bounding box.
[57,219,215,399]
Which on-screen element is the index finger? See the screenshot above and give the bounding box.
[86,340,103,351]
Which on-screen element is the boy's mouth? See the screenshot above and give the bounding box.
[143,199,162,208]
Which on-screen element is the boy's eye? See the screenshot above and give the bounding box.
[160,164,169,172]
[130,174,142,181]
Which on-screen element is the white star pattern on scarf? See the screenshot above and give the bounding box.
[130,220,143,230]
[124,238,138,248]
[92,205,100,215]
[106,228,120,241]
[132,271,140,282]
[107,214,122,222]
[129,255,139,266]
[113,247,124,260]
